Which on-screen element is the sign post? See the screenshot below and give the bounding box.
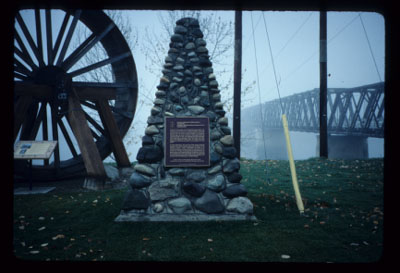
[14,141,57,191]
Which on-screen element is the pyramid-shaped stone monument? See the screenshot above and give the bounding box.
[115,18,256,222]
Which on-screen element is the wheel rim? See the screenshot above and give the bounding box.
[14,9,138,180]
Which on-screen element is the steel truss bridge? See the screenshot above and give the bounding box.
[242,82,384,138]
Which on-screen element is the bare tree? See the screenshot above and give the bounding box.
[71,10,140,159]
[140,11,240,111]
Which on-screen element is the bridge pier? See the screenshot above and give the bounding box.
[316,135,369,159]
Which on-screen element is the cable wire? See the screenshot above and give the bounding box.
[359,12,382,82]
[262,12,284,114]
[250,12,269,173]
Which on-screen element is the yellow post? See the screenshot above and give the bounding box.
[282,114,305,213]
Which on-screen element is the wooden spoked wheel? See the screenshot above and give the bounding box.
[14,9,138,181]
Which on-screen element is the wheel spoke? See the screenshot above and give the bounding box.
[16,12,44,67]
[58,117,79,158]
[52,10,71,63]
[14,32,38,71]
[69,51,131,78]
[50,104,60,169]
[34,10,44,66]
[14,59,32,77]
[84,112,106,136]
[29,102,47,140]
[62,22,115,71]
[14,71,30,81]
[45,9,53,65]
[80,100,98,111]
[55,10,82,67]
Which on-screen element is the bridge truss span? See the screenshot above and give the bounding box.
[244,82,384,138]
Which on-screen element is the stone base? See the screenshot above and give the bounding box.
[115,210,257,222]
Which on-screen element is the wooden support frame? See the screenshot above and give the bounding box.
[68,88,106,188]
[97,99,131,168]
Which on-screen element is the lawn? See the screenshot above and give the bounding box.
[12,158,384,262]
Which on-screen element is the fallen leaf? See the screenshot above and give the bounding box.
[142,237,150,241]
[41,243,48,247]
[281,254,291,259]
[320,221,326,225]
[38,217,45,220]
[52,234,65,240]
[30,250,40,254]
[38,226,46,231]
[93,199,98,203]
[207,238,213,242]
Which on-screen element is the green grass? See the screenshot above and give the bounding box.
[13,158,383,262]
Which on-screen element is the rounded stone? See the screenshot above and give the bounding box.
[194,190,225,214]
[171,34,184,43]
[142,135,154,145]
[220,135,234,146]
[121,189,150,211]
[153,203,164,213]
[185,42,196,50]
[134,164,156,176]
[218,117,228,126]
[195,38,206,46]
[168,168,186,176]
[178,86,187,96]
[196,47,208,53]
[129,171,152,189]
[151,107,161,116]
[222,158,240,173]
[186,170,206,183]
[168,197,192,214]
[136,146,163,163]
[222,184,248,198]
[188,105,205,115]
[222,146,237,159]
[206,174,226,192]
[145,125,159,135]
[174,25,188,34]
[226,197,253,214]
[194,78,201,86]
[155,90,166,98]
[209,80,218,87]
[227,172,243,183]
[183,181,206,197]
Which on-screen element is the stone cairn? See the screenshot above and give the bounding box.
[115,18,256,222]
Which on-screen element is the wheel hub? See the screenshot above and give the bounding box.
[34,66,72,114]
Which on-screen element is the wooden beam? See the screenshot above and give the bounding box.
[14,82,116,100]
[68,88,106,185]
[319,10,328,158]
[14,96,33,143]
[233,10,242,159]
[97,99,131,167]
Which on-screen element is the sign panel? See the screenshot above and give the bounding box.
[14,141,58,160]
[165,117,210,167]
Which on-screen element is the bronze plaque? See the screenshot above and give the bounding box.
[165,117,210,167]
